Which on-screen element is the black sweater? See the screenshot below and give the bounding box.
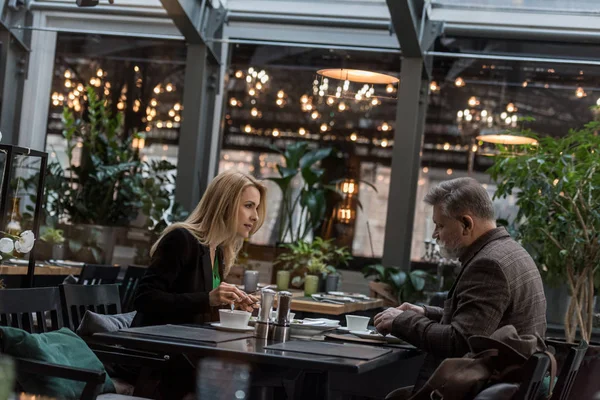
[131,228,224,327]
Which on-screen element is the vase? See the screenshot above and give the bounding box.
[61,224,126,264]
[304,275,319,296]
[325,274,340,293]
[276,270,290,291]
[52,243,65,261]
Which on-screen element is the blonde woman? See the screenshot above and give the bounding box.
[132,170,267,328]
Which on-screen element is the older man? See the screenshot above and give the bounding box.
[375,177,546,392]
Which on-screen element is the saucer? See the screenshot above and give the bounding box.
[350,330,386,341]
[210,322,254,332]
[337,327,351,333]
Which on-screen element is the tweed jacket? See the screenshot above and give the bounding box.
[391,227,547,389]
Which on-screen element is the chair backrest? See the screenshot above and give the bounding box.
[59,284,122,331]
[553,340,589,400]
[78,264,121,285]
[512,352,551,400]
[0,287,63,333]
[120,265,147,312]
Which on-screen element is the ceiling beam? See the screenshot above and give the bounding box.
[160,0,225,63]
[386,0,423,58]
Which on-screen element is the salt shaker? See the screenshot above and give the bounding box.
[255,288,275,339]
[271,291,292,342]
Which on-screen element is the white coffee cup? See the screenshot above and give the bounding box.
[345,315,370,331]
[219,309,251,329]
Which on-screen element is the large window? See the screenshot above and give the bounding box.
[46,33,186,171]
[219,44,400,256]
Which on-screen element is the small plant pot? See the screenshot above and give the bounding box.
[304,275,320,296]
[326,274,340,293]
[276,270,291,291]
[52,244,65,260]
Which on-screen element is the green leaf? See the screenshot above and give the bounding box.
[299,147,332,170]
[409,270,429,291]
[285,142,309,169]
[301,167,324,186]
[388,270,407,289]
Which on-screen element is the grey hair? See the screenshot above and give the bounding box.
[424,177,495,220]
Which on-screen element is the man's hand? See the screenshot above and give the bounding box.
[398,302,425,315]
[373,307,403,336]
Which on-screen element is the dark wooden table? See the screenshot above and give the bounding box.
[91,325,423,399]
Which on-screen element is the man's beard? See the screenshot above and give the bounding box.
[437,240,463,260]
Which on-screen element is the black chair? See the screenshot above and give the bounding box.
[0,287,109,399]
[512,352,553,400]
[60,283,169,398]
[552,340,588,400]
[0,287,63,333]
[120,266,147,312]
[78,264,121,285]
[60,284,122,331]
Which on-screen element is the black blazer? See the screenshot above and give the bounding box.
[131,228,224,327]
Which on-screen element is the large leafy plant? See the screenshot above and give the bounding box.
[489,121,600,343]
[269,142,333,243]
[275,237,352,273]
[362,264,433,304]
[46,86,187,231]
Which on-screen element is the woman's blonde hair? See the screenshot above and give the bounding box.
[150,170,267,276]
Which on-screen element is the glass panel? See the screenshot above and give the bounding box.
[220,43,400,253]
[43,32,187,267]
[0,151,43,284]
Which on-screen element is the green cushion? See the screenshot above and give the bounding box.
[0,327,115,399]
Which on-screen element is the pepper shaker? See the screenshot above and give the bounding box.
[271,291,292,342]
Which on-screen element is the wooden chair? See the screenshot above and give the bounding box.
[78,264,121,285]
[60,284,122,331]
[552,340,589,400]
[120,266,147,313]
[0,287,108,399]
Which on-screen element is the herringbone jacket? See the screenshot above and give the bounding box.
[391,227,547,389]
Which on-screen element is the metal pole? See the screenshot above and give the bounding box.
[207,38,400,53]
[442,23,600,44]
[0,30,27,145]
[26,153,48,288]
[426,50,600,67]
[382,57,430,268]
[174,43,220,211]
[225,11,392,31]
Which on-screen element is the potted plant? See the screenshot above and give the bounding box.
[39,227,66,260]
[274,239,316,291]
[44,86,187,263]
[362,264,434,307]
[488,120,600,343]
[274,237,352,292]
[268,142,333,244]
[303,259,327,296]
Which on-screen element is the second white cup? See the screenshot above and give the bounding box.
[345,315,370,331]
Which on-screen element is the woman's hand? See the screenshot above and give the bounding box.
[236,293,260,312]
[209,282,250,307]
